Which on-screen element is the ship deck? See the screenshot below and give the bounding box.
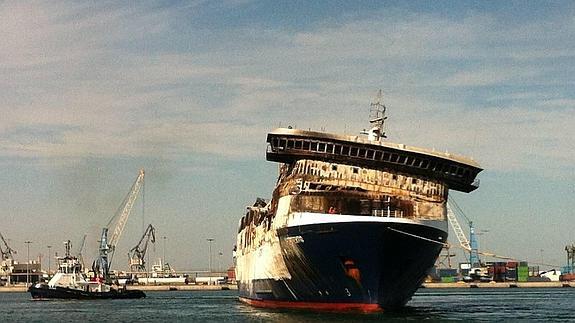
[266,128,482,193]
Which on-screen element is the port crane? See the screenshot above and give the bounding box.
[76,234,87,268]
[0,231,16,285]
[447,197,516,263]
[93,169,145,282]
[128,224,156,272]
[0,231,16,261]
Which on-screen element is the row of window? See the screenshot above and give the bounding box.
[289,160,446,198]
[269,136,472,180]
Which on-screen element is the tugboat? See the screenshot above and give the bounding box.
[28,240,145,299]
[29,169,147,300]
[235,92,482,312]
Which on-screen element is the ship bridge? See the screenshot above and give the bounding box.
[266,128,482,193]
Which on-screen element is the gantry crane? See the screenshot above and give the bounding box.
[93,169,145,282]
[128,224,156,273]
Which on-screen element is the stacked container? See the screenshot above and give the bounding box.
[517,261,529,282]
[438,268,458,282]
[491,262,507,282]
[506,261,518,281]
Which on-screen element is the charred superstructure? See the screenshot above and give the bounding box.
[236,94,482,312]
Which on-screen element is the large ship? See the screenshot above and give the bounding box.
[235,93,482,312]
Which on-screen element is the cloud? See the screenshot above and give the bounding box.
[0,1,574,180]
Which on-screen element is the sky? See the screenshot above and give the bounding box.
[0,0,574,272]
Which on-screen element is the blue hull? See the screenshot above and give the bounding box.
[238,221,446,310]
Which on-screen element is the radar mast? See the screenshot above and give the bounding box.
[366,89,388,141]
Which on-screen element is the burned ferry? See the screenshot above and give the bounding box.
[235,93,482,312]
[235,97,482,312]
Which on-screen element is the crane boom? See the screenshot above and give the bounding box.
[76,234,87,267]
[447,200,517,263]
[128,224,156,272]
[0,231,16,260]
[108,169,145,250]
[94,169,145,282]
[446,203,471,251]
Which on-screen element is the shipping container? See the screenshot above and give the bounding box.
[517,266,529,282]
[441,276,456,283]
[438,268,458,277]
[506,268,517,280]
[506,261,518,268]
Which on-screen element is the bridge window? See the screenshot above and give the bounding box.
[334,145,342,154]
[374,151,382,160]
[350,147,358,156]
[449,165,457,175]
[342,146,350,155]
[326,144,333,153]
[295,140,302,149]
[421,159,429,169]
[359,148,366,157]
[457,167,464,176]
[311,142,318,151]
[367,150,374,159]
[303,141,310,150]
[287,140,294,149]
[318,143,326,152]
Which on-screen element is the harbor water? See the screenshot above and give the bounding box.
[1,288,574,322]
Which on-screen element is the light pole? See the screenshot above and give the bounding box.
[206,239,214,285]
[25,241,32,286]
[162,236,167,269]
[206,238,214,274]
[47,245,52,277]
[218,251,223,272]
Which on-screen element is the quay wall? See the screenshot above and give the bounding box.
[0,284,237,293]
[423,282,574,288]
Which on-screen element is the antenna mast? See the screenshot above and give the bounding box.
[366,89,388,141]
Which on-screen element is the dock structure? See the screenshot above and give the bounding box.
[423,282,575,288]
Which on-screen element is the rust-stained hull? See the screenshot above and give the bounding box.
[236,120,481,312]
[237,220,446,311]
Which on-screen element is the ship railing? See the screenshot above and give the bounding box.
[471,178,480,189]
[372,209,403,218]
